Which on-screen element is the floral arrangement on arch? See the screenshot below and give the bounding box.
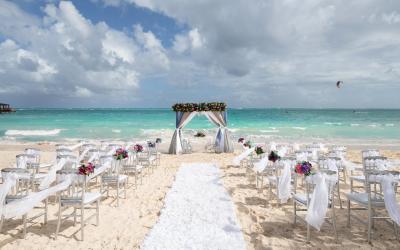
[238,137,245,143]
[295,161,313,176]
[78,162,95,176]
[156,138,162,143]
[172,102,226,112]
[113,148,129,160]
[132,144,144,153]
[268,151,281,163]
[254,145,265,155]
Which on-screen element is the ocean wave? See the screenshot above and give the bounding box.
[324,122,342,126]
[350,124,360,127]
[5,129,63,136]
[368,124,379,128]
[112,129,121,133]
[385,123,395,127]
[292,127,307,130]
[260,130,280,133]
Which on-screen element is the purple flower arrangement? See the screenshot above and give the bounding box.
[113,148,129,160]
[238,137,245,143]
[295,161,313,176]
[255,145,265,155]
[78,162,95,176]
[268,151,281,163]
[132,144,144,153]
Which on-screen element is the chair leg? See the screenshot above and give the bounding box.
[367,209,372,243]
[134,172,137,187]
[347,200,351,227]
[331,206,338,242]
[293,202,297,224]
[73,208,77,226]
[117,182,120,207]
[96,200,100,226]
[393,222,399,241]
[337,184,342,209]
[55,203,62,239]
[44,198,48,224]
[22,214,27,239]
[0,215,4,233]
[81,206,84,241]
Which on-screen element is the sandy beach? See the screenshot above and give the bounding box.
[0,141,399,249]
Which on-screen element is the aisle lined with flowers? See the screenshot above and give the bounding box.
[141,163,246,250]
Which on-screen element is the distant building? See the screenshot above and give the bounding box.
[0,103,15,113]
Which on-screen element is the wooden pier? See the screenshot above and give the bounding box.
[0,103,16,113]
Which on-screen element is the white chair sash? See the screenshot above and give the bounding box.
[369,174,400,225]
[305,172,337,230]
[278,161,292,203]
[232,147,253,166]
[0,173,71,219]
[253,155,269,172]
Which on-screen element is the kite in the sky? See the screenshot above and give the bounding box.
[336,81,343,88]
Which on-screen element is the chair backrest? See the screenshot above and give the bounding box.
[79,143,96,154]
[24,148,40,163]
[16,154,36,169]
[363,156,388,172]
[362,149,380,159]
[56,148,73,156]
[295,150,313,162]
[99,155,113,165]
[1,168,32,197]
[56,169,86,201]
[86,149,100,162]
[318,157,342,171]
[332,145,346,152]
[57,155,77,169]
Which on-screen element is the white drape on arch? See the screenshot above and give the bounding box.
[168,111,233,154]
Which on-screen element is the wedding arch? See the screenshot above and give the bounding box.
[168,102,234,154]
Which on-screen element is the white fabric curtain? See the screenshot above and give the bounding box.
[168,112,197,154]
[169,111,233,154]
[203,111,233,153]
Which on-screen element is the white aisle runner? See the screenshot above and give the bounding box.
[142,163,246,250]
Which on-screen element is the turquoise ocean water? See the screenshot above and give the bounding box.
[0,109,399,142]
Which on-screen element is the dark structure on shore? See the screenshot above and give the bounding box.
[0,103,15,113]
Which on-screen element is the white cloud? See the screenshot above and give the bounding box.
[0,0,168,106]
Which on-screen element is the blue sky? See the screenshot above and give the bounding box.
[0,0,400,108]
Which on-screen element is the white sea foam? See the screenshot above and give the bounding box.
[111,129,121,133]
[385,123,395,127]
[260,129,280,133]
[324,122,342,126]
[368,124,379,128]
[292,127,307,130]
[5,129,63,136]
[350,123,360,127]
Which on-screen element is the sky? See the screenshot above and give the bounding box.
[0,0,399,108]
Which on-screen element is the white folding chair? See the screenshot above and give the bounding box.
[55,169,100,240]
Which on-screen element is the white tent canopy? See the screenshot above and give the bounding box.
[168,103,233,154]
